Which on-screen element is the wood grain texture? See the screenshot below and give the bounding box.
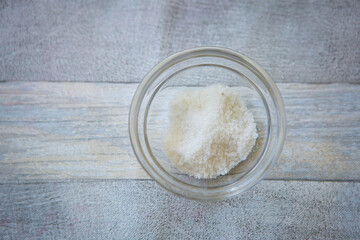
[0,0,359,83]
[0,180,359,239]
[0,81,359,181]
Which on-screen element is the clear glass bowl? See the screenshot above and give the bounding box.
[129,47,286,200]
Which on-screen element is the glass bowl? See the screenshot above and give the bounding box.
[129,47,286,200]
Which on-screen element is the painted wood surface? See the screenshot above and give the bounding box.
[0,0,359,83]
[0,180,359,239]
[0,81,359,182]
[1,1,359,238]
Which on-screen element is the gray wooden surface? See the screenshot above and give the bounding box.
[0,0,359,83]
[0,82,359,181]
[1,0,359,239]
[1,180,359,239]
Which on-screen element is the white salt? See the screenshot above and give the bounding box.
[162,84,258,179]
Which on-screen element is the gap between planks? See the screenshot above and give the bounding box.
[0,178,360,186]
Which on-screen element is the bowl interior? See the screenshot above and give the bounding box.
[144,63,270,188]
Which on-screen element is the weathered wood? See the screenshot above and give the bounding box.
[0,0,359,83]
[0,82,359,181]
[0,180,359,239]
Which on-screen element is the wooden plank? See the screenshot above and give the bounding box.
[0,82,359,181]
[0,180,359,239]
[0,0,359,83]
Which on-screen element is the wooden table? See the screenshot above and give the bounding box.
[1,1,359,239]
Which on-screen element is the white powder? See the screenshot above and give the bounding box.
[162,84,258,179]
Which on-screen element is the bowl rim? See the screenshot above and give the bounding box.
[128,47,286,200]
